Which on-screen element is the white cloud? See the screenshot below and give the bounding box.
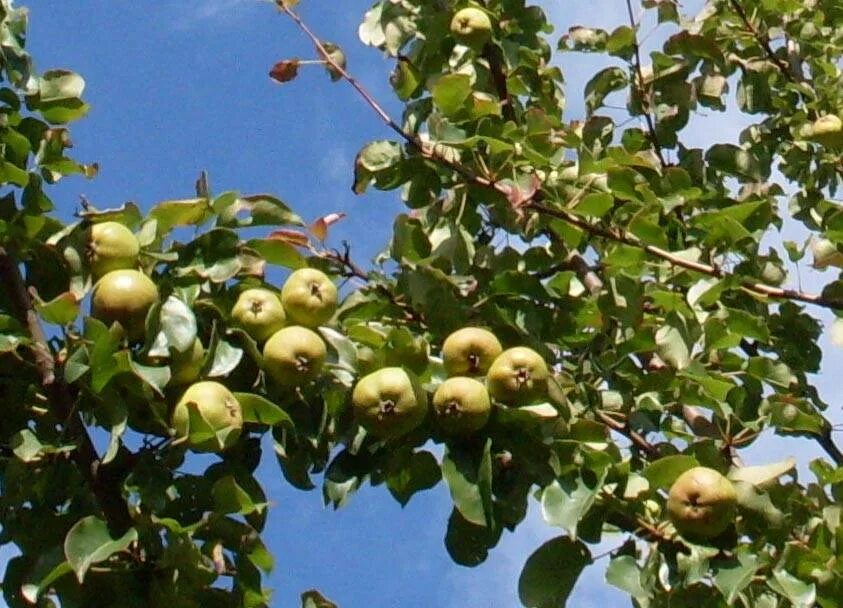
[196,0,254,20]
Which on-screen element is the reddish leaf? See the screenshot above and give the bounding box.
[309,212,346,241]
[269,59,300,84]
[268,228,310,247]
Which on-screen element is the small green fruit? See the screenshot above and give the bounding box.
[169,338,206,386]
[231,288,286,342]
[352,367,428,439]
[280,268,337,328]
[86,221,140,278]
[449,7,493,49]
[442,327,502,376]
[263,325,327,386]
[759,261,786,286]
[811,237,843,270]
[667,466,737,539]
[91,269,159,340]
[801,114,843,149]
[486,346,549,404]
[433,376,491,435]
[171,381,242,452]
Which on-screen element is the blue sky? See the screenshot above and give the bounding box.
[6,0,842,606]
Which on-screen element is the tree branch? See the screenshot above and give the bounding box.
[816,427,843,466]
[482,42,516,123]
[596,410,658,458]
[725,0,797,84]
[526,201,843,310]
[317,243,426,326]
[0,246,133,534]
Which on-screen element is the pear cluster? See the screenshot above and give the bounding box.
[230,268,336,389]
[434,327,549,435]
[169,267,340,453]
[84,237,555,454]
[86,222,158,340]
[348,326,551,442]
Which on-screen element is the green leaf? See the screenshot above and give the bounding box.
[605,555,649,602]
[655,323,691,369]
[606,25,635,59]
[767,569,816,608]
[563,26,608,52]
[518,536,591,608]
[215,192,304,228]
[149,295,197,356]
[234,392,293,427]
[444,507,500,567]
[541,471,606,538]
[37,98,90,124]
[246,238,306,269]
[643,455,699,489]
[390,58,421,100]
[584,67,628,115]
[85,317,120,393]
[571,192,613,218]
[441,441,494,528]
[37,69,85,102]
[713,548,761,604]
[319,327,358,372]
[706,144,763,181]
[746,358,795,388]
[353,140,402,194]
[207,339,244,378]
[148,197,210,235]
[385,449,441,506]
[63,516,137,582]
[431,74,472,117]
[35,290,78,325]
[728,457,795,487]
[10,428,44,462]
[212,475,266,516]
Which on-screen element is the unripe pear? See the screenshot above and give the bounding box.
[449,7,493,49]
[442,327,503,377]
[352,367,427,439]
[486,346,549,404]
[91,269,159,340]
[171,381,243,453]
[667,466,737,539]
[262,325,327,386]
[433,376,491,435]
[280,268,337,328]
[86,221,140,278]
[231,288,286,342]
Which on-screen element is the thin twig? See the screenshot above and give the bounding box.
[526,201,843,310]
[596,410,658,457]
[726,0,796,84]
[318,243,426,326]
[625,0,667,168]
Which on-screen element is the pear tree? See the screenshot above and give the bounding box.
[1,0,843,606]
